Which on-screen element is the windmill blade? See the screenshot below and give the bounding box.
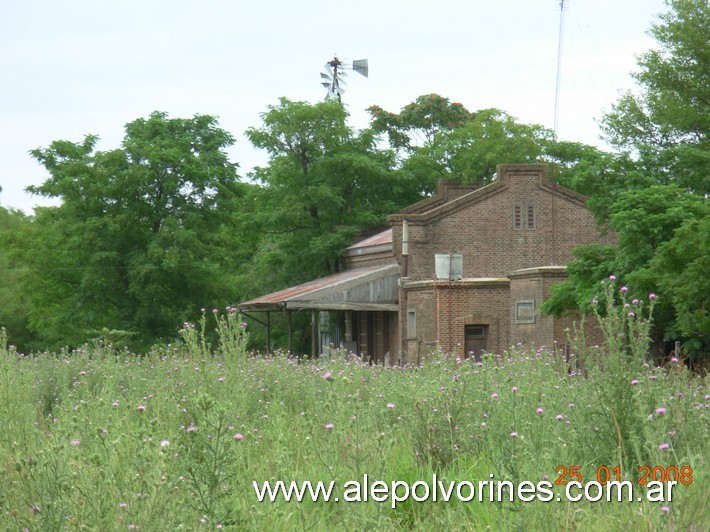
[352,59,369,78]
[320,54,365,101]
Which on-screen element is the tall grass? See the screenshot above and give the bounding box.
[0,293,707,530]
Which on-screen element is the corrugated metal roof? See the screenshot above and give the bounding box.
[238,263,399,311]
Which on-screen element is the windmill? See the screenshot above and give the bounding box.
[320,55,368,101]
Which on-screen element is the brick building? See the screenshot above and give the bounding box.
[238,164,613,363]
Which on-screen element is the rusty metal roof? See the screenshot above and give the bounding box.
[238,263,399,312]
[346,228,392,250]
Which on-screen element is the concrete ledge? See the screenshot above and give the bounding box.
[402,277,510,289]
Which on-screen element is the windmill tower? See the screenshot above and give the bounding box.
[320,55,368,101]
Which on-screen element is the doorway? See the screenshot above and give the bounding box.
[464,325,488,361]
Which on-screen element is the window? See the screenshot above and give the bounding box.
[465,326,486,338]
[526,204,535,229]
[513,204,536,230]
[513,205,522,230]
[516,300,535,323]
[407,309,417,339]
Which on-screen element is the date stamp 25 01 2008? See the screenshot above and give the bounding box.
[555,465,694,486]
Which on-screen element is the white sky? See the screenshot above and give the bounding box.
[0,0,667,213]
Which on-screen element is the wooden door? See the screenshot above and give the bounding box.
[464,325,488,361]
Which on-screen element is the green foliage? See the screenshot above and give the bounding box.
[369,97,563,192]
[368,93,475,153]
[404,108,554,189]
[16,112,249,351]
[543,186,708,359]
[648,215,710,355]
[572,281,656,472]
[0,327,706,529]
[545,0,709,361]
[177,307,249,360]
[0,208,32,349]
[601,0,710,195]
[243,98,420,305]
[547,143,656,223]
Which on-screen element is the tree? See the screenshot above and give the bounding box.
[544,0,710,361]
[369,96,607,194]
[20,112,247,351]
[0,207,32,350]
[242,98,425,354]
[542,186,709,360]
[403,108,554,189]
[647,215,710,356]
[244,98,419,292]
[368,93,475,154]
[601,0,710,195]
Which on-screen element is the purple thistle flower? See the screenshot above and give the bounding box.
[658,443,670,450]
[655,408,667,415]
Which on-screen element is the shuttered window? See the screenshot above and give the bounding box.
[513,205,522,230]
[527,204,535,229]
[407,309,416,339]
[514,204,536,230]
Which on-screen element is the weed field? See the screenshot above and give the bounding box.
[0,306,707,530]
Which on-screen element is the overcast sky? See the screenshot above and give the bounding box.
[1,0,668,213]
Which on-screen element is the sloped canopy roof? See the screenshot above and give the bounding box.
[238,263,399,312]
[346,228,392,250]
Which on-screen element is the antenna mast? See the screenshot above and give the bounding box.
[554,0,568,137]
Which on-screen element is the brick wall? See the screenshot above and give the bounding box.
[434,281,510,357]
[390,165,613,281]
[389,164,616,361]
